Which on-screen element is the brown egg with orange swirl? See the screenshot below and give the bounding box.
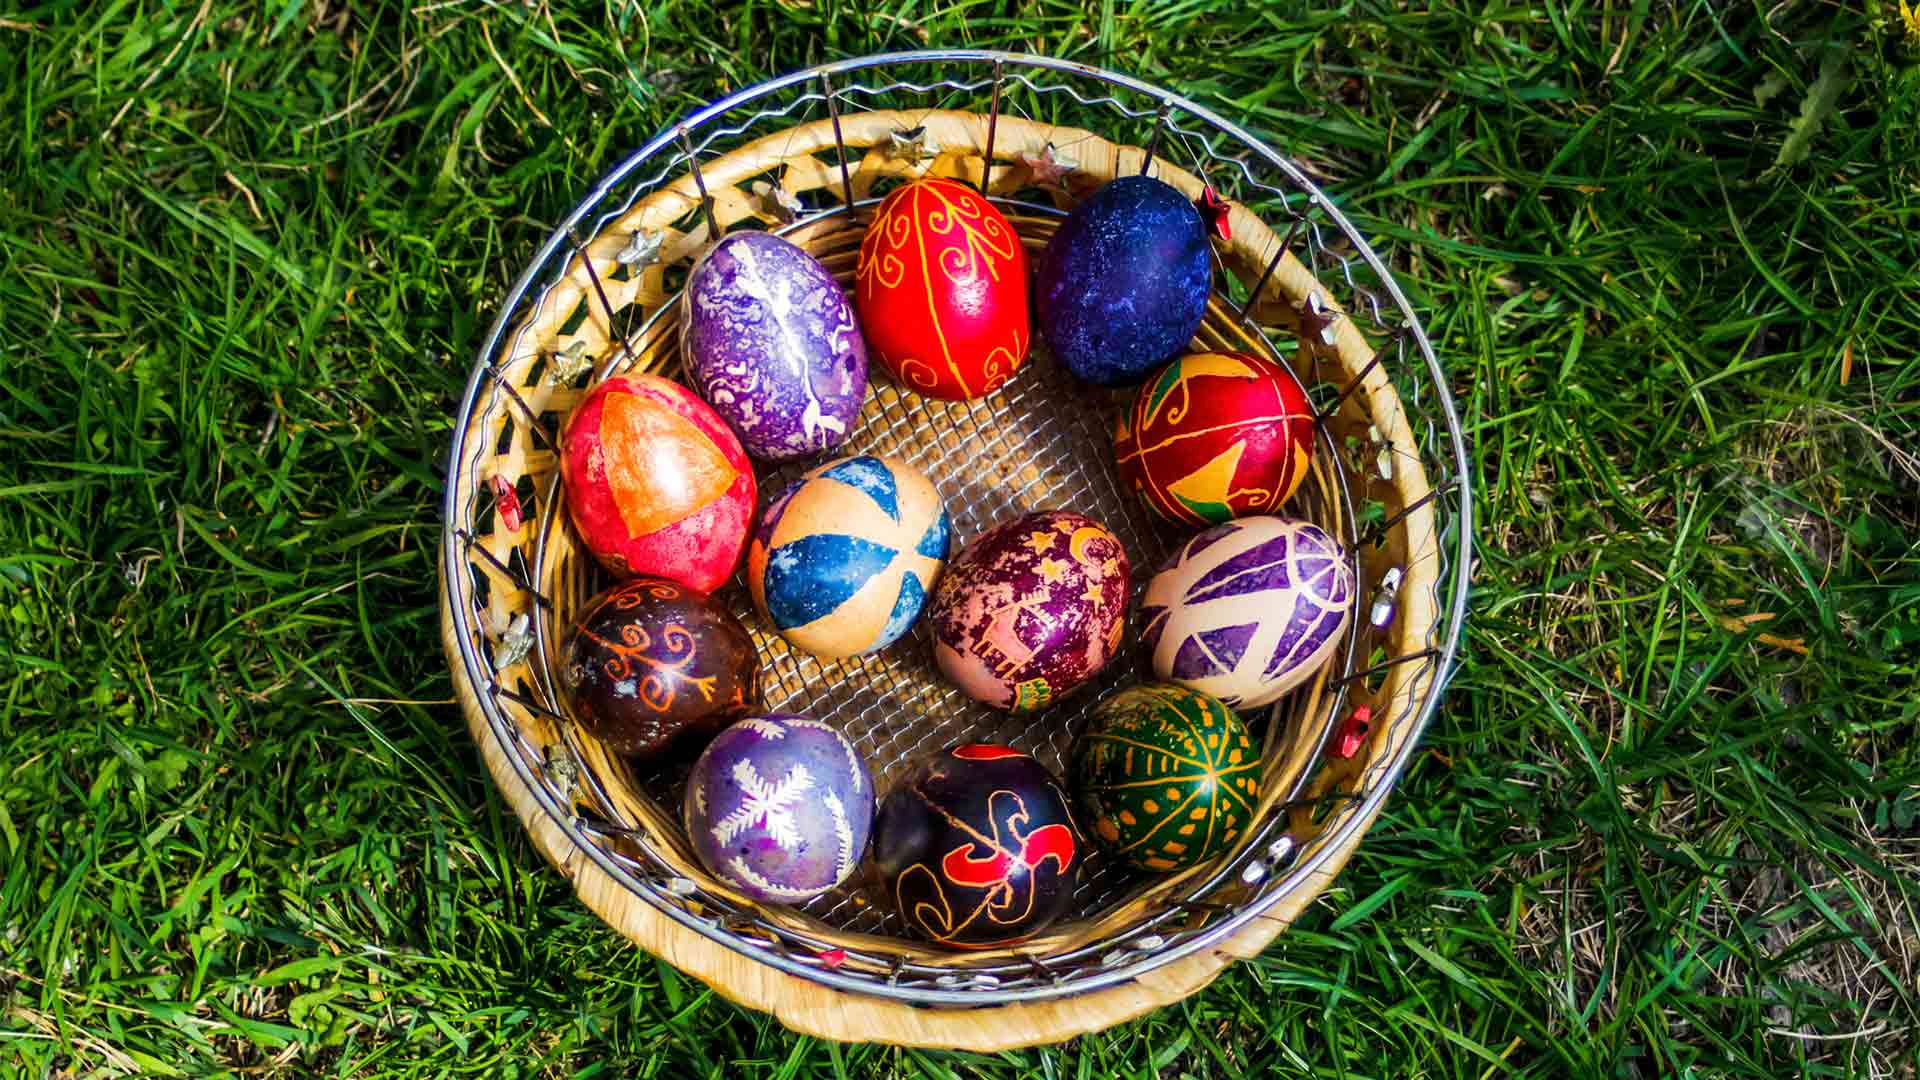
[854,177,1031,401]
[561,577,761,759]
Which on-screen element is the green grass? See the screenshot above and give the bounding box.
[3,1,1918,1076]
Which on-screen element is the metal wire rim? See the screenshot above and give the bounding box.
[441,49,1474,1006]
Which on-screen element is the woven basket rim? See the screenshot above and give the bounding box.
[440,51,1472,1046]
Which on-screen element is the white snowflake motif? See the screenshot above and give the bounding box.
[713,760,814,853]
[727,857,820,900]
[737,717,790,740]
[824,791,854,881]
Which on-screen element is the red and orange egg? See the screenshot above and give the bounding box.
[559,373,756,591]
[1113,351,1315,526]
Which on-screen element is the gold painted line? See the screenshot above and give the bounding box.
[1082,733,1212,771]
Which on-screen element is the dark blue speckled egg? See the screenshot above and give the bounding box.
[1035,176,1212,387]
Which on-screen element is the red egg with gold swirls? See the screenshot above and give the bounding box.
[855,177,1030,401]
[560,374,756,591]
[1113,351,1315,526]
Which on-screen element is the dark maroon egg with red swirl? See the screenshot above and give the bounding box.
[873,744,1083,949]
[561,577,761,759]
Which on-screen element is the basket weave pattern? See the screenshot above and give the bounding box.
[441,55,1466,1048]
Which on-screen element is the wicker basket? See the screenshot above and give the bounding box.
[440,51,1471,1050]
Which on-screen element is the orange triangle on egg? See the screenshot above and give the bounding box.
[600,390,735,538]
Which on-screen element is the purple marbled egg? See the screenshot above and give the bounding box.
[1141,515,1354,709]
[680,232,869,462]
[684,714,875,902]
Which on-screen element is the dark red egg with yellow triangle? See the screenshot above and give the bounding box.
[1113,351,1314,526]
[854,177,1031,401]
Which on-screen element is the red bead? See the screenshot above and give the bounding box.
[490,474,523,533]
[1334,705,1373,759]
[1196,185,1232,241]
[855,178,1030,401]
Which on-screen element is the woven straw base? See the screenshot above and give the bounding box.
[444,591,1374,1049]
[442,105,1441,1048]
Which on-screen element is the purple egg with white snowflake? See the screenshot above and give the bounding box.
[684,714,875,903]
[680,232,869,462]
[1141,516,1355,709]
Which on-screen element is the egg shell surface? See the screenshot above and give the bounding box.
[928,510,1131,713]
[1072,682,1261,871]
[560,373,756,591]
[1035,175,1212,387]
[854,177,1031,401]
[1141,515,1354,709]
[872,744,1082,948]
[747,454,951,659]
[562,577,762,758]
[1114,350,1316,525]
[685,715,875,903]
[681,231,869,462]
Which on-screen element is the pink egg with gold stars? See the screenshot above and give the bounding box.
[927,510,1131,713]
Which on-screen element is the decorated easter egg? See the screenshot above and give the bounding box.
[560,374,756,590]
[1036,175,1212,387]
[1142,516,1354,709]
[562,577,761,758]
[928,511,1130,713]
[681,231,869,462]
[1114,351,1315,526]
[684,714,875,902]
[873,744,1081,948]
[1072,683,1261,871]
[747,455,950,659]
[855,177,1030,401]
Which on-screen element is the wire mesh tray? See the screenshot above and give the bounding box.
[440,50,1471,1034]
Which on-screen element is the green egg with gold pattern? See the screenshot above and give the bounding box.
[1071,682,1261,872]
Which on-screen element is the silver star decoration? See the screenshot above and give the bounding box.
[1369,566,1404,629]
[615,228,665,267]
[750,180,803,224]
[886,125,938,163]
[1369,423,1394,481]
[540,742,578,797]
[1016,143,1078,191]
[549,339,594,383]
[1297,291,1340,347]
[494,612,533,669]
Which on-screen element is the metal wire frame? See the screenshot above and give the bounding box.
[441,50,1474,1006]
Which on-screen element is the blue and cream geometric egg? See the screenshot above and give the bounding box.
[747,454,951,659]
